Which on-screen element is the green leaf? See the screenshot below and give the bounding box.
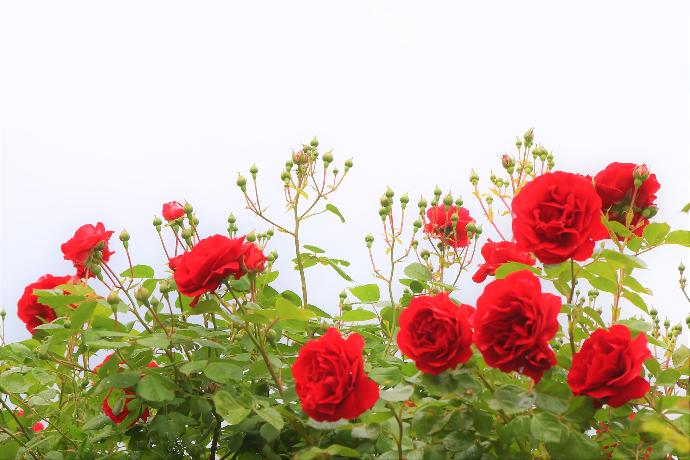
[622,290,648,313]
[672,345,690,368]
[369,367,403,386]
[137,334,171,348]
[656,369,681,386]
[494,262,541,279]
[136,373,175,402]
[187,299,220,315]
[642,222,670,245]
[603,217,632,238]
[404,262,432,281]
[303,244,325,253]
[665,230,690,247]
[596,249,647,269]
[535,380,571,414]
[275,297,315,321]
[256,407,284,431]
[380,384,414,402]
[71,301,97,329]
[530,412,563,443]
[35,293,85,308]
[586,275,618,294]
[683,203,690,213]
[179,360,208,375]
[338,309,377,322]
[295,445,360,460]
[622,276,653,295]
[105,371,141,388]
[325,204,346,223]
[563,396,595,423]
[0,372,31,393]
[120,264,155,278]
[213,390,250,425]
[203,362,243,383]
[546,429,599,459]
[488,385,535,415]
[323,258,353,281]
[349,284,380,303]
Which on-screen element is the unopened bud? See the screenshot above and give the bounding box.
[365,233,374,245]
[420,249,430,260]
[280,171,291,182]
[107,290,121,305]
[339,290,347,300]
[642,206,658,219]
[267,329,278,344]
[0,308,6,319]
[236,175,247,189]
[380,196,392,207]
[455,197,463,207]
[515,137,523,149]
[470,170,479,186]
[153,216,162,227]
[678,263,685,273]
[633,164,650,181]
[119,229,130,242]
[418,197,428,209]
[344,158,353,169]
[310,137,319,148]
[268,250,278,261]
[443,194,453,207]
[246,231,257,243]
[413,219,422,229]
[685,316,690,326]
[184,203,193,214]
[501,154,513,169]
[465,221,476,233]
[266,228,274,238]
[523,127,534,147]
[451,213,459,225]
[285,160,293,169]
[485,196,493,205]
[250,164,258,176]
[159,279,172,294]
[322,151,333,163]
[400,194,409,207]
[181,228,193,241]
[135,287,150,303]
[664,319,670,329]
[433,186,442,197]
[650,308,658,317]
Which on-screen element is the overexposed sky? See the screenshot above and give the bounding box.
[1,1,688,343]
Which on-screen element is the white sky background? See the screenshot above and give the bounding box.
[1,1,688,344]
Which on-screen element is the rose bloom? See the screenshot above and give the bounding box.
[31,422,45,432]
[474,270,560,382]
[424,205,475,248]
[95,354,158,425]
[397,292,474,375]
[472,239,535,283]
[162,201,186,221]
[169,235,266,304]
[512,172,607,264]
[594,162,660,236]
[292,328,379,422]
[17,274,73,333]
[567,325,651,407]
[60,222,114,278]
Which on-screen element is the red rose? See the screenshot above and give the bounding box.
[594,162,660,236]
[512,172,607,264]
[95,354,158,425]
[472,239,535,283]
[169,235,248,303]
[17,274,73,333]
[424,205,475,248]
[61,222,114,278]
[567,325,651,407]
[31,422,44,432]
[474,270,560,382]
[292,328,379,422]
[242,242,267,272]
[397,292,474,375]
[17,409,25,417]
[162,201,186,221]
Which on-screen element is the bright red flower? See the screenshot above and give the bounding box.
[397,292,474,375]
[17,409,25,417]
[169,235,266,304]
[95,354,158,426]
[17,274,73,334]
[292,328,379,422]
[31,422,44,432]
[567,325,651,407]
[474,270,560,382]
[594,162,660,236]
[162,201,186,221]
[472,239,535,283]
[424,205,475,248]
[60,222,114,278]
[512,172,607,264]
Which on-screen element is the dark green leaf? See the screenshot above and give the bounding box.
[204,362,243,383]
[136,373,175,402]
[213,390,250,425]
[349,284,380,303]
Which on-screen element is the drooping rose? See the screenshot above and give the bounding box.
[472,239,535,283]
[594,162,660,236]
[512,172,607,264]
[169,235,249,303]
[424,205,475,248]
[474,270,560,382]
[162,201,186,221]
[95,354,158,425]
[17,274,73,333]
[397,292,474,375]
[60,222,114,278]
[567,325,651,407]
[292,328,379,422]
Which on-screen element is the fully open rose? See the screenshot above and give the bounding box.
[472,239,535,283]
[17,274,73,333]
[424,204,475,248]
[292,328,379,422]
[60,222,114,278]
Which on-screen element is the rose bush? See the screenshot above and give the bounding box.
[0,131,689,460]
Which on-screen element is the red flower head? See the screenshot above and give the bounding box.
[397,292,474,375]
[31,422,44,432]
[169,235,249,304]
[17,274,73,334]
[424,205,475,248]
[17,409,25,417]
[474,270,560,382]
[512,172,607,264]
[95,354,158,426]
[162,201,186,221]
[242,242,267,272]
[594,162,660,236]
[472,239,535,283]
[567,325,651,407]
[292,328,379,422]
[61,222,114,278]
